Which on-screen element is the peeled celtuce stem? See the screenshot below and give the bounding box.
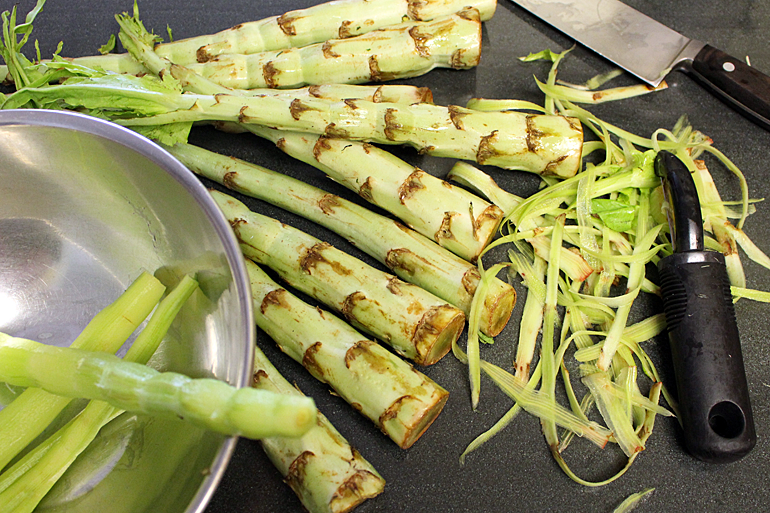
[0,271,166,472]
[248,260,449,448]
[0,333,316,440]
[154,0,497,65]
[252,344,385,513]
[211,190,466,365]
[246,125,503,263]
[168,142,514,336]
[184,9,482,90]
[0,275,199,513]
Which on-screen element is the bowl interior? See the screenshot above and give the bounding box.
[0,110,254,513]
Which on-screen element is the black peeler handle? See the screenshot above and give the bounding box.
[655,151,755,463]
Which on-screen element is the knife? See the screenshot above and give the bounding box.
[508,0,770,130]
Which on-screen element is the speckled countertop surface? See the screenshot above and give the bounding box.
[10,0,770,511]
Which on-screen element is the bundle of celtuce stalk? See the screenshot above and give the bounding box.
[168,142,515,337]
[247,260,449,449]
[213,190,466,366]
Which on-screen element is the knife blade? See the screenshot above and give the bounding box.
[508,0,770,130]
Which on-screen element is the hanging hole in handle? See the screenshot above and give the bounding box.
[708,401,745,439]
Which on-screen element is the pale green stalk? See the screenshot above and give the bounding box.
[252,345,385,513]
[0,276,198,513]
[613,488,655,513]
[451,341,611,447]
[460,364,543,463]
[539,215,565,448]
[514,255,546,381]
[581,371,643,458]
[154,0,497,65]
[184,10,482,90]
[212,190,466,365]
[597,194,660,371]
[447,161,523,215]
[245,125,505,264]
[168,142,514,336]
[535,77,666,104]
[0,333,315,440]
[0,271,165,472]
[246,260,448,449]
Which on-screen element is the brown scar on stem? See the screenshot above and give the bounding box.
[476,131,500,164]
[372,86,384,103]
[543,154,569,176]
[302,341,327,380]
[222,171,239,190]
[408,27,430,57]
[359,177,374,201]
[418,145,436,155]
[285,451,314,490]
[344,339,376,369]
[252,369,269,386]
[344,99,359,109]
[307,85,322,98]
[398,169,426,203]
[237,105,249,124]
[312,136,333,160]
[435,212,459,242]
[461,267,481,295]
[277,13,298,36]
[384,108,402,141]
[322,41,341,59]
[386,276,405,295]
[324,123,351,138]
[338,20,354,39]
[318,194,342,214]
[299,242,352,276]
[260,288,291,314]
[385,247,432,276]
[525,115,547,153]
[290,98,311,120]
[342,291,368,323]
[263,61,279,88]
[368,55,400,82]
[448,105,467,130]
[407,0,426,21]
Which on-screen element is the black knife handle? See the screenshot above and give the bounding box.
[686,44,770,130]
[658,251,756,463]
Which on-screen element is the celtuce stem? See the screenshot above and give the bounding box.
[154,0,497,65]
[252,345,385,513]
[168,142,514,336]
[0,333,316,440]
[248,261,448,448]
[212,190,466,365]
[184,10,482,90]
[245,125,503,263]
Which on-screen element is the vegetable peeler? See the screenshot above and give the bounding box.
[655,151,755,463]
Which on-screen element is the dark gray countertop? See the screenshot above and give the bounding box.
[10,0,770,511]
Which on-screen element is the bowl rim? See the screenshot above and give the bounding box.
[0,108,256,513]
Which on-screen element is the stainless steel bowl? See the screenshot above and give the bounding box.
[0,109,255,513]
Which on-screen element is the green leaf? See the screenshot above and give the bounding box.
[99,34,116,54]
[591,198,637,232]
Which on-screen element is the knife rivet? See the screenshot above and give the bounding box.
[723,62,736,73]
